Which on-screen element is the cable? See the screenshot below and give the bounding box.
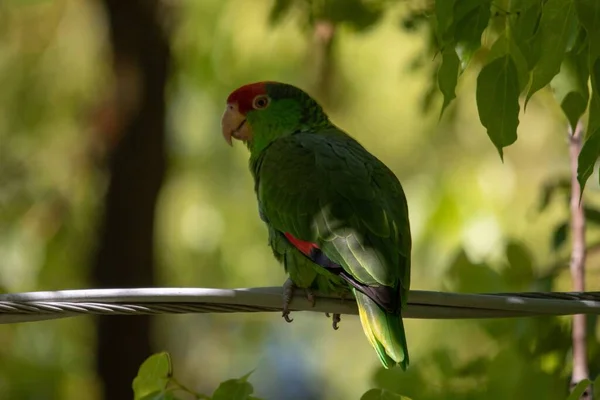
[0,287,599,324]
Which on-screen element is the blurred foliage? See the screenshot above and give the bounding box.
[132,352,263,400]
[1,0,600,399]
[360,389,412,400]
[269,0,396,32]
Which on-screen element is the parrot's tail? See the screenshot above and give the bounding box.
[353,289,409,370]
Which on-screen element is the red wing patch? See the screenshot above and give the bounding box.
[284,232,319,256]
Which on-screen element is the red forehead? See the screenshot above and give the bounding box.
[226,81,273,114]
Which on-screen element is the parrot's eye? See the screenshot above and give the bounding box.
[252,95,270,110]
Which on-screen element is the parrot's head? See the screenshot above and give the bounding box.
[221,81,330,153]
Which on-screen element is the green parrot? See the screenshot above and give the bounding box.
[221,81,411,369]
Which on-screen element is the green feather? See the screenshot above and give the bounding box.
[354,289,409,370]
[238,82,411,369]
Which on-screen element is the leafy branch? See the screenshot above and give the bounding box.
[132,352,261,400]
[433,0,600,192]
[133,352,419,400]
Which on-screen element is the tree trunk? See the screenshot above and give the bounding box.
[92,1,170,399]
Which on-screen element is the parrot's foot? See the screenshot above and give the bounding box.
[282,279,315,323]
[325,313,342,330]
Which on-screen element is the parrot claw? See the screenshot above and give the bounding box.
[325,313,342,330]
[281,279,315,323]
[282,311,294,323]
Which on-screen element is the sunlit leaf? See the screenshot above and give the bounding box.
[476,55,520,159]
[526,0,577,105]
[360,388,412,400]
[133,352,173,400]
[438,47,460,118]
[567,379,592,400]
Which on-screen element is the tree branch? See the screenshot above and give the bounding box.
[569,120,591,399]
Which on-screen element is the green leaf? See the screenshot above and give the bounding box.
[238,369,256,381]
[538,178,571,212]
[584,206,600,224]
[212,371,256,400]
[438,47,460,118]
[567,379,592,400]
[453,0,491,67]
[140,391,181,400]
[526,0,577,105]
[593,375,600,399]
[551,43,590,131]
[435,0,457,45]
[319,0,387,32]
[212,380,253,400]
[476,55,521,159]
[487,34,530,91]
[503,241,534,289]
[133,352,173,400]
[511,0,543,70]
[578,58,600,192]
[551,222,569,252]
[578,131,600,191]
[361,388,412,400]
[268,0,294,25]
[575,0,600,60]
[446,250,506,292]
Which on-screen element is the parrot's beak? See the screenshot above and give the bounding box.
[221,103,251,146]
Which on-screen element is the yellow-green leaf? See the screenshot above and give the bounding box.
[133,352,173,400]
[476,55,521,159]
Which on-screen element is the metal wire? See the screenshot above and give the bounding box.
[0,287,599,324]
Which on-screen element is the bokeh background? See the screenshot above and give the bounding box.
[1,0,599,399]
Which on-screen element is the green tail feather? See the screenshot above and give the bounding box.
[353,289,409,370]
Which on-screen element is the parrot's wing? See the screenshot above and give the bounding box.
[256,129,411,310]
